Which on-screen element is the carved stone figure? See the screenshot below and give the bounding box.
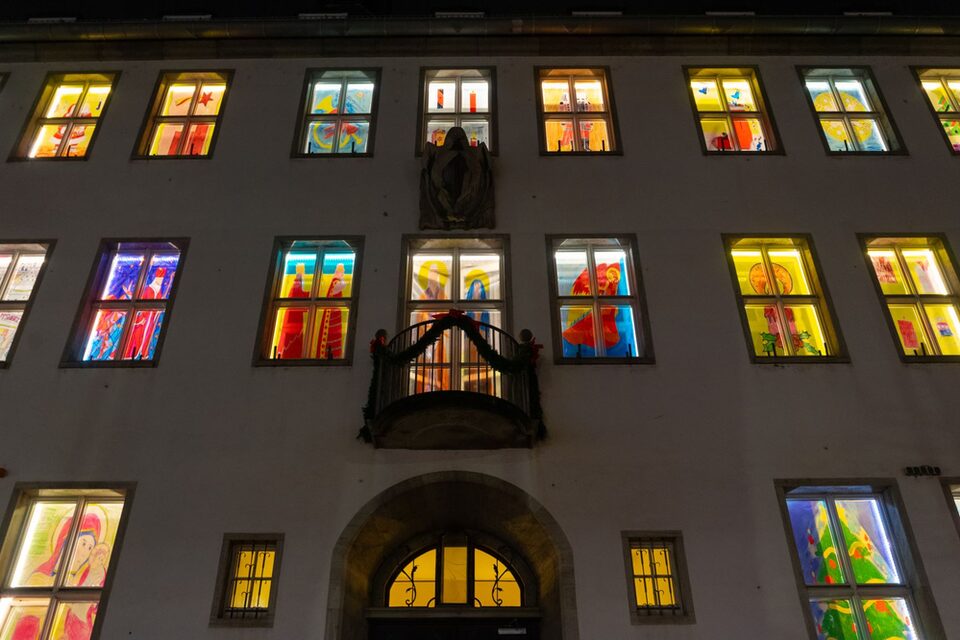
[419,126,495,229]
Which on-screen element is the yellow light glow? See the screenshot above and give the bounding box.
[45,85,82,118]
[922,81,942,91]
[730,250,762,257]
[87,86,111,95]
[902,249,949,294]
[768,250,811,294]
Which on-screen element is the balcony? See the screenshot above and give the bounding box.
[361,311,544,449]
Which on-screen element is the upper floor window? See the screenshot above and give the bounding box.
[63,240,186,366]
[725,236,844,361]
[861,235,960,359]
[418,68,495,153]
[536,68,619,154]
[16,73,116,159]
[686,67,779,153]
[295,69,379,156]
[210,534,283,627]
[0,242,52,366]
[547,236,652,362]
[256,238,361,364]
[916,68,960,154]
[136,71,230,157]
[800,67,902,154]
[621,532,694,623]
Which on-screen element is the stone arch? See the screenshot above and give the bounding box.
[323,471,579,640]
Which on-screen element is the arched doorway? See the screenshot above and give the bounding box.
[323,472,579,640]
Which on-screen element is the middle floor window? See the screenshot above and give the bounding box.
[294,69,379,156]
[686,67,779,153]
[536,67,620,154]
[418,68,495,153]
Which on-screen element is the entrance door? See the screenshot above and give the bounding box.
[369,618,539,640]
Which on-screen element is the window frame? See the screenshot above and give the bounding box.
[0,240,55,368]
[0,482,135,640]
[775,479,946,640]
[620,531,695,625]
[415,66,498,156]
[253,236,364,367]
[545,234,653,364]
[683,65,783,155]
[11,71,119,161]
[911,67,960,156]
[133,69,233,159]
[533,66,622,156]
[290,68,381,158]
[797,66,905,156]
[858,233,960,362]
[722,233,848,364]
[209,533,284,628]
[60,238,189,368]
[940,478,960,541]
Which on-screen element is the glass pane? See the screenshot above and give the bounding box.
[835,498,901,584]
[593,250,630,295]
[784,304,828,356]
[48,601,98,640]
[425,120,456,147]
[310,81,342,114]
[731,250,765,295]
[835,80,871,111]
[786,500,846,585]
[387,549,436,607]
[121,310,164,361]
[337,120,370,153]
[807,81,840,112]
[463,309,501,335]
[160,83,197,116]
[461,310,503,393]
[541,80,572,112]
[700,118,734,151]
[139,253,179,300]
[407,313,451,391]
[631,547,676,607]
[767,249,812,295]
[867,250,909,295]
[560,305,597,357]
[888,304,930,355]
[820,119,853,152]
[745,304,785,357]
[310,306,349,360]
[28,125,64,158]
[148,122,184,156]
[460,120,490,148]
[101,253,145,300]
[849,118,887,152]
[61,124,95,157]
[45,84,84,118]
[344,82,374,114]
[270,307,309,359]
[83,310,128,361]
[319,251,354,299]
[0,311,23,361]
[722,79,756,111]
[428,80,457,113]
[230,551,274,609]
[732,117,767,151]
[902,249,949,294]
[460,254,501,301]
[410,254,453,300]
[922,81,954,112]
[554,251,590,295]
[183,123,215,156]
[923,303,960,355]
[600,305,638,357]
[573,79,605,112]
[473,548,521,607]
[861,599,920,640]
[9,501,79,587]
[940,118,960,152]
[63,501,124,588]
[461,80,489,113]
[3,255,44,301]
[949,80,960,105]
[0,255,10,288]
[691,79,723,111]
[304,121,338,154]
[0,598,50,640]
[280,252,316,298]
[78,85,110,119]
[578,119,610,152]
[544,119,575,152]
[808,599,861,640]
[441,545,468,604]
[192,83,225,116]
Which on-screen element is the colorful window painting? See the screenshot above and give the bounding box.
[260,239,360,362]
[72,241,184,364]
[801,69,901,153]
[538,68,618,153]
[138,71,230,157]
[622,533,694,622]
[386,535,522,608]
[549,237,649,361]
[916,69,960,153]
[727,237,842,360]
[297,70,378,155]
[0,243,50,365]
[687,68,778,152]
[420,68,494,152]
[211,535,282,625]
[862,236,960,358]
[19,73,115,158]
[0,490,128,640]
[782,486,927,640]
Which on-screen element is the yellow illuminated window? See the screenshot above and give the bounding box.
[623,533,692,622]
[538,68,617,153]
[687,68,777,152]
[727,237,842,360]
[19,74,115,158]
[801,68,900,153]
[863,236,960,358]
[212,536,282,625]
[420,68,494,152]
[917,69,960,153]
[138,71,230,157]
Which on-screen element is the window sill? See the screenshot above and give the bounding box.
[748,355,849,364]
[291,152,374,159]
[59,359,160,369]
[209,616,274,628]
[539,150,623,157]
[629,609,695,625]
[554,356,654,365]
[254,358,352,367]
[896,355,960,364]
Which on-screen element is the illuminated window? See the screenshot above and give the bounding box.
[800,67,902,153]
[537,68,619,154]
[256,238,361,363]
[686,67,779,153]
[64,240,186,365]
[136,71,230,157]
[0,243,51,366]
[779,483,941,640]
[295,69,379,156]
[386,535,523,608]
[862,235,960,359]
[210,535,282,626]
[16,73,116,159]
[0,486,129,640]
[547,236,651,362]
[621,533,693,623]
[725,236,843,361]
[916,69,960,154]
[419,68,495,152]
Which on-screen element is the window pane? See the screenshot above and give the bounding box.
[786,500,846,585]
[722,79,756,111]
[460,120,489,148]
[806,81,839,112]
[888,304,929,354]
[230,549,275,609]
[731,250,764,295]
[949,80,960,105]
[593,250,630,295]
[461,81,489,113]
[48,601,98,640]
[849,118,887,152]
[337,120,370,153]
[835,80,871,111]
[149,122,184,156]
[700,118,733,151]
[193,83,225,116]
[61,124,95,157]
[310,82,342,114]
[0,597,50,640]
[0,255,10,287]
[631,547,677,608]
[554,251,590,295]
[544,119,575,152]
[940,118,960,152]
[600,305,638,357]
[279,252,316,298]
[922,81,954,112]
[808,599,861,640]
[732,117,766,152]
[8,500,79,587]
[101,253,145,301]
[923,303,960,355]
[319,252,354,298]
[408,312,451,362]
[411,255,453,300]
[63,501,124,588]
[428,80,457,113]
[473,549,521,607]
[183,123,215,156]
[0,311,24,361]
[744,304,785,356]
[691,80,723,111]
[835,499,901,584]
[160,83,196,116]
[784,304,827,356]
[820,119,853,152]
[121,310,164,361]
[541,80,572,112]
[902,249,949,294]
[387,549,436,607]
[426,120,456,147]
[344,82,374,114]
[868,250,909,295]
[3,255,44,301]
[139,253,179,300]
[861,599,919,640]
[83,310,128,361]
[767,249,812,295]
[460,254,501,301]
[79,85,110,118]
[310,306,348,359]
[578,119,610,152]
[441,545,468,604]
[46,84,84,118]
[560,305,597,357]
[573,80,604,112]
[304,121,338,154]
[270,307,308,359]
[28,125,63,158]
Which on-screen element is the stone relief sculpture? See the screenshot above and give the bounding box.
[419,126,495,229]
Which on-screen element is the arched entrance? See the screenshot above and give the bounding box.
[323,472,579,640]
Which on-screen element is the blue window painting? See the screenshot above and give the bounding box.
[100,253,144,300]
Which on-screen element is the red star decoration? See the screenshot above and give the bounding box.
[197,91,214,107]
